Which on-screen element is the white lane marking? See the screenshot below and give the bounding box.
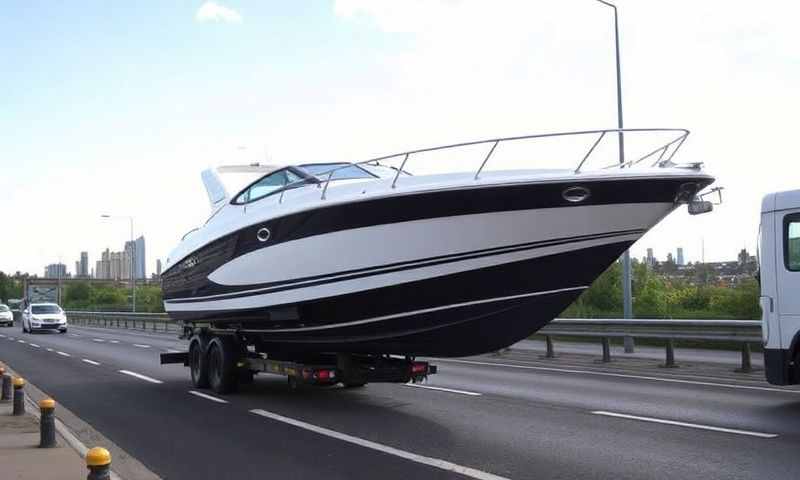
[167,349,183,353]
[592,411,778,439]
[438,358,800,395]
[132,344,151,349]
[250,409,510,480]
[69,334,80,337]
[0,334,5,337]
[8,337,15,340]
[109,340,120,344]
[46,348,54,352]
[404,383,482,396]
[189,390,228,404]
[82,359,101,366]
[118,370,163,384]
[56,351,71,357]
[92,338,106,342]
[18,340,25,344]
[29,343,40,348]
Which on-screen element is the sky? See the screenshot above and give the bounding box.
[1,0,799,276]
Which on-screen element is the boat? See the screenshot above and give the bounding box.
[161,128,714,357]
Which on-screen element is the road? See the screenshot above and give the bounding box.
[1,324,799,479]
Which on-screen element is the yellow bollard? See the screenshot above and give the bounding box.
[12,377,25,415]
[86,447,112,480]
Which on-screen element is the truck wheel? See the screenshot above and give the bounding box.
[207,337,238,394]
[189,337,210,388]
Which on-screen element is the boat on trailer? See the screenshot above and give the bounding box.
[161,128,714,357]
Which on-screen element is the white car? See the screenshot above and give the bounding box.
[0,304,12,327]
[22,303,68,334]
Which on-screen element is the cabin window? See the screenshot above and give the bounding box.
[235,169,304,204]
[787,214,800,271]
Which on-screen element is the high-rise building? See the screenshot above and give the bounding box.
[646,248,655,267]
[676,247,685,266]
[80,251,89,277]
[156,259,162,277]
[667,252,674,264]
[44,263,67,278]
[124,236,147,279]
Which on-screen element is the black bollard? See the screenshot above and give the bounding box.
[545,335,555,358]
[736,342,753,373]
[86,447,112,480]
[661,339,678,368]
[601,337,612,363]
[0,370,10,401]
[12,377,25,415]
[39,398,56,448]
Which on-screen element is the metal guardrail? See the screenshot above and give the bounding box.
[537,318,762,372]
[65,312,761,372]
[66,311,177,333]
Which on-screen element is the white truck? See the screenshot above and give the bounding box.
[760,189,800,385]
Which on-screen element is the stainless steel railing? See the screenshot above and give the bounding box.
[294,128,690,201]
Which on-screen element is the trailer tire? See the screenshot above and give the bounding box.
[189,337,210,389]
[207,337,238,394]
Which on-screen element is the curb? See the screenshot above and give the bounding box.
[3,364,161,480]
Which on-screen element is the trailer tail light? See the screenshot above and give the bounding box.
[411,362,428,374]
[311,369,336,381]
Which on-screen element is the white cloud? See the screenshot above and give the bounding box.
[195,1,242,24]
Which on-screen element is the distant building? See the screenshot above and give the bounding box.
[80,251,89,277]
[156,259,162,277]
[677,247,685,266]
[125,236,147,280]
[646,248,655,267]
[667,252,674,264]
[44,263,67,279]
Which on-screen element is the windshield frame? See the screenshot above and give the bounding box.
[230,166,319,205]
[297,163,378,182]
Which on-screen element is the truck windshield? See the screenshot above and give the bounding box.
[0,305,8,312]
[789,219,800,271]
[32,305,61,314]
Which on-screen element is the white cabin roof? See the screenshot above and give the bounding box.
[762,189,800,213]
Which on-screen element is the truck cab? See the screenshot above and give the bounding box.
[761,189,800,385]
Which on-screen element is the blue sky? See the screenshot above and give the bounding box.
[2,1,799,275]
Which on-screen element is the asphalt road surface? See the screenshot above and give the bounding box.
[1,324,800,479]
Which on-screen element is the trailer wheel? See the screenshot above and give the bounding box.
[189,337,210,388]
[207,337,238,394]
[287,376,299,391]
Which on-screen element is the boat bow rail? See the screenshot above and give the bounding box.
[277,128,692,202]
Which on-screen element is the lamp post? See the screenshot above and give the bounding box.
[594,0,634,351]
[101,215,136,313]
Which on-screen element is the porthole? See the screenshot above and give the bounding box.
[257,227,271,243]
[562,186,591,203]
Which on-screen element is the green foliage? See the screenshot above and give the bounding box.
[562,261,761,319]
[0,272,23,303]
[58,282,164,313]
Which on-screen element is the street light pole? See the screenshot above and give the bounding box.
[101,214,136,313]
[595,0,634,351]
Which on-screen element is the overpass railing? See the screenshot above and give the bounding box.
[65,312,762,372]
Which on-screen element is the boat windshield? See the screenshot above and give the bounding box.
[298,163,377,181]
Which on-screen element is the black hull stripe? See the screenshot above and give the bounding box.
[162,176,713,299]
[166,228,644,304]
[210,286,588,333]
